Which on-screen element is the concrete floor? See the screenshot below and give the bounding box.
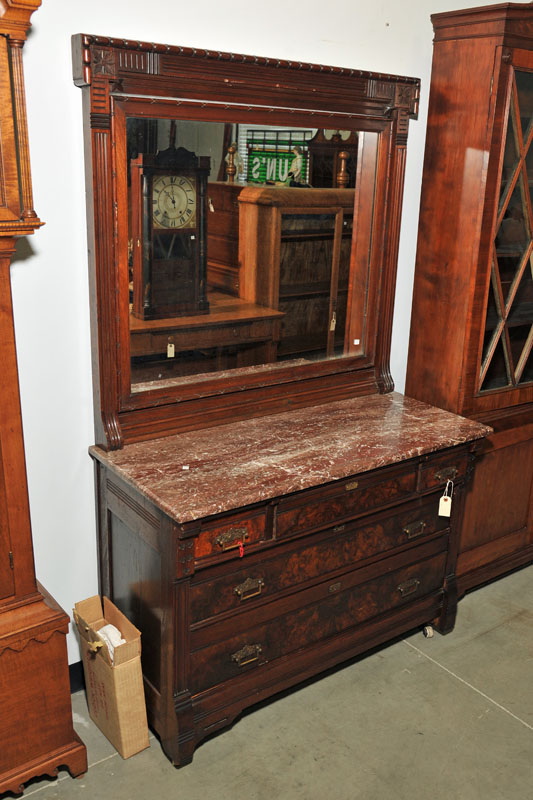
[14,564,533,800]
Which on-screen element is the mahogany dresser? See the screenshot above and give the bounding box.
[73,35,489,766]
[90,393,489,765]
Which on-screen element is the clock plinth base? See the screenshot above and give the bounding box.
[0,585,88,794]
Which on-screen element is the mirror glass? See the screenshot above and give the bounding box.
[125,116,373,392]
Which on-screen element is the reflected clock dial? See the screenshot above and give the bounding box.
[152,174,196,229]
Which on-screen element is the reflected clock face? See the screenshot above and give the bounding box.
[152,174,197,229]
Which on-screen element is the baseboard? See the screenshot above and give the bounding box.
[69,660,85,694]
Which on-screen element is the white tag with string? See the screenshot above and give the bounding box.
[438,479,454,517]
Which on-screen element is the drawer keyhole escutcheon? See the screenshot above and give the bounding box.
[215,527,249,551]
[231,644,263,666]
[434,466,458,483]
[234,576,265,601]
[345,480,359,491]
[397,578,421,597]
[403,520,427,539]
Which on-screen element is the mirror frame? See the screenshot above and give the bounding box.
[72,34,419,450]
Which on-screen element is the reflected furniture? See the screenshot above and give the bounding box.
[238,186,354,359]
[130,292,284,382]
[206,182,243,296]
[307,129,359,188]
[0,1,87,794]
[406,3,533,594]
[73,34,489,767]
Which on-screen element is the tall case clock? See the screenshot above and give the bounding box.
[0,1,87,793]
[406,3,533,595]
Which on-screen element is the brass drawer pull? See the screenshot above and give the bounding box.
[234,576,265,601]
[403,520,427,540]
[345,480,359,491]
[434,466,458,483]
[231,643,263,667]
[215,527,249,551]
[397,578,421,597]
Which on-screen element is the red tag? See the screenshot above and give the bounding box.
[239,541,244,558]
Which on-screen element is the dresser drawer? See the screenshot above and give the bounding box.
[189,546,447,694]
[190,496,448,624]
[194,509,267,561]
[276,467,417,540]
[418,450,469,492]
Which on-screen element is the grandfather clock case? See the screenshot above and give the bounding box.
[406,3,533,594]
[0,1,87,794]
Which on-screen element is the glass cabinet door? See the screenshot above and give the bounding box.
[480,69,533,392]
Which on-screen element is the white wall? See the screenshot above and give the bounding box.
[11,0,515,662]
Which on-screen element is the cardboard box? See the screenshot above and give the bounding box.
[73,596,149,758]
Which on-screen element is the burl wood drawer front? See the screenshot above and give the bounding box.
[418,450,469,492]
[189,548,447,694]
[194,509,267,561]
[276,468,417,539]
[190,497,448,624]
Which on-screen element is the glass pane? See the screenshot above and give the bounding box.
[126,116,373,391]
[515,71,533,139]
[480,335,511,392]
[499,101,519,212]
[495,176,530,300]
[508,324,531,369]
[508,260,533,326]
[484,269,501,333]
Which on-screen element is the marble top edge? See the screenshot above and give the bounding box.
[90,394,491,524]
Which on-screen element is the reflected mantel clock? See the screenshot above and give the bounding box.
[130,146,210,319]
[0,1,87,794]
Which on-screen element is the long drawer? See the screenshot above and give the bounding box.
[189,543,447,694]
[275,466,417,540]
[190,495,448,624]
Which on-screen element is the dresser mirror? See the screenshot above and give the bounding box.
[73,35,419,448]
[124,112,375,391]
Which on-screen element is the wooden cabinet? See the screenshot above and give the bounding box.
[406,3,533,594]
[91,393,489,766]
[0,2,87,794]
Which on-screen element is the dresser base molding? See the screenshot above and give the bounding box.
[0,588,88,795]
[163,588,450,766]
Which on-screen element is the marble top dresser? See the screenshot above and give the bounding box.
[90,393,490,765]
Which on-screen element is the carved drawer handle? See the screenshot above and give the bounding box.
[215,527,249,551]
[403,520,427,540]
[231,643,263,667]
[434,466,458,483]
[397,578,421,597]
[345,480,359,491]
[234,576,265,601]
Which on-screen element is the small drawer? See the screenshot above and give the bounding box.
[189,547,447,694]
[194,510,267,561]
[276,467,417,539]
[190,497,448,624]
[418,450,469,492]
